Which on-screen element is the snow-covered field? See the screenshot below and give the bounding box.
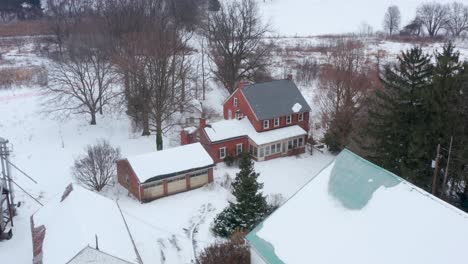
[1,21,467,263]
[260,0,458,36]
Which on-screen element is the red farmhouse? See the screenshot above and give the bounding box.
[181,77,312,163]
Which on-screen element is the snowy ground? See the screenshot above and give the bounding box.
[0,32,467,263]
[259,0,458,36]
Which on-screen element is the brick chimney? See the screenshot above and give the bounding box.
[180,130,189,145]
[237,82,245,89]
[199,112,206,128]
[287,74,293,81]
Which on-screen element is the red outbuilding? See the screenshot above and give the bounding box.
[117,143,215,202]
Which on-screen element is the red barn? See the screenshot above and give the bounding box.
[181,77,311,163]
[117,143,215,202]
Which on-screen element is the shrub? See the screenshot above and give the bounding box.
[197,240,250,264]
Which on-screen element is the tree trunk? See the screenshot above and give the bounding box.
[90,112,97,125]
[141,111,151,136]
[156,126,163,151]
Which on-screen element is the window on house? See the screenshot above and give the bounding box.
[293,138,298,148]
[298,137,304,147]
[263,120,270,129]
[274,117,280,127]
[259,147,265,158]
[219,147,226,159]
[277,143,282,153]
[236,110,243,120]
[288,140,293,150]
[286,115,292,124]
[236,143,243,155]
[298,113,304,121]
[271,144,276,153]
[253,146,258,157]
[234,97,238,107]
[249,145,253,155]
[265,145,271,156]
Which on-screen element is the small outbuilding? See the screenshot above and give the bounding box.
[117,143,215,202]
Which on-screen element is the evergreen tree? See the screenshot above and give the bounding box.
[213,154,268,237]
[365,47,433,186]
[429,42,466,197]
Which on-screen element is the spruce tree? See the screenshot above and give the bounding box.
[213,154,268,238]
[366,47,433,185]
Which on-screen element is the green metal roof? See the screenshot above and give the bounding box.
[246,149,402,263]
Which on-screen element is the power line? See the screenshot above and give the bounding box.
[5,176,43,206]
[6,159,38,184]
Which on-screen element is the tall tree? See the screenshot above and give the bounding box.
[445,2,468,37]
[429,42,465,197]
[383,5,401,36]
[364,47,433,186]
[318,39,377,153]
[417,3,450,37]
[213,154,268,237]
[206,0,271,94]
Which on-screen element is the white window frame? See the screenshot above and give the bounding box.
[234,97,238,107]
[298,113,304,122]
[265,145,271,156]
[219,147,226,159]
[263,120,270,129]
[236,143,243,155]
[259,147,265,158]
[286,115,292,124]
[271,144,276,153]
[274,117,280,127]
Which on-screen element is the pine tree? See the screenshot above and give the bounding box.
[365,47,433,186]
[213,154,268,238]
[429,42,466,197]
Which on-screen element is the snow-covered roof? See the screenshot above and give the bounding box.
[247,149,468,264]
[126,143,214,183]
[203,118,307,145]
[32,184,138,264]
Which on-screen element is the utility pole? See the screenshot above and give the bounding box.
[431,144,441,196]
[441,136,453,199]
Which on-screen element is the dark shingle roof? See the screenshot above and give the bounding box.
[241,80,311,120]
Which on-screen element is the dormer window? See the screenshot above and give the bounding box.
[274,117,280,127]
[263,120,270,129]
[298,113,304,122]
[234,97,238,107]
[286,115,292,124]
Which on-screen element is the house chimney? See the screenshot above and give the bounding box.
[287,74,293,81]
[199,113,206,128]
[237,82,245,89]
[180,130,189,145]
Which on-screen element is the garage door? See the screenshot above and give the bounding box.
[190,174,209,188]
[167,176,187,194]
[144,184,164,199]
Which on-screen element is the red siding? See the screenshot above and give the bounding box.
[117,159,143,201]
[31,216,45,264]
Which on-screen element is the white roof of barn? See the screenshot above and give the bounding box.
[32,184,138,264]
[126,143,214,183]
[203,118,306,145]
[247,150,468,264]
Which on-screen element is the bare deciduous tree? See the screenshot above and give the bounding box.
[206,0,271,94]
[445,2,468,37]
[44,35,118,125]
[317,39,379,153]
[72,139,121,192]
[417,3,450,37]
[383,5,401,36]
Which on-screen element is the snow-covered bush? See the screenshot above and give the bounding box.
[197,239,249,264]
